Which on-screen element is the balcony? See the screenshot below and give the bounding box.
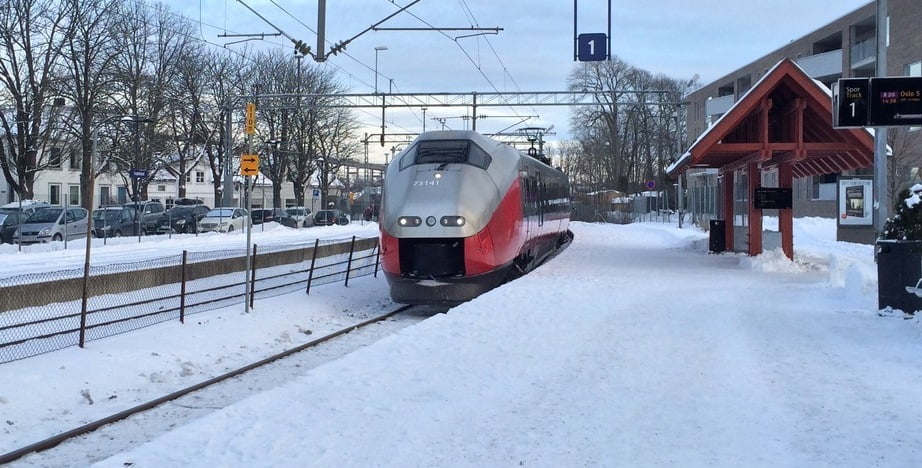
[850,37,876,70]
[705,94,735,116]
[797,49,843,79]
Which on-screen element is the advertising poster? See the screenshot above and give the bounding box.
[838,178,873,226]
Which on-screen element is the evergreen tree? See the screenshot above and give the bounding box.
[882,185,922,241]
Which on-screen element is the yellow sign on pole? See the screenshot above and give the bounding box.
[245,102,256,135]
[240,154,260,176]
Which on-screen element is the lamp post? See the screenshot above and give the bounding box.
[317,157,326,209]
[374,45,388,94]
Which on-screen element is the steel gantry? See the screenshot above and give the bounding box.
[223,89,683,205]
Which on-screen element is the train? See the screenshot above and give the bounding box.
[379,130,573,304]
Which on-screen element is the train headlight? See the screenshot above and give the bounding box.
[440,216,465,227]
[398,216,422,227]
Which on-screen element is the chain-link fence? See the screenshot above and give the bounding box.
[0,235,380,363]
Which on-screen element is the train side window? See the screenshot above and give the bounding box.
[398,144,419,171]
[465,143,492,170]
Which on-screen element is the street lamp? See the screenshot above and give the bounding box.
[316,157,326,209]
[374,45,388,94]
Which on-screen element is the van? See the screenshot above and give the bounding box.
[15,207,90,244]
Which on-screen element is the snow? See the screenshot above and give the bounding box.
[904,183,922,209]
[3,217,922,467]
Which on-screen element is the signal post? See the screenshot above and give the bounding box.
[243,102,259,313]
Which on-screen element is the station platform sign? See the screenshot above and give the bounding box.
[834,76,922,128]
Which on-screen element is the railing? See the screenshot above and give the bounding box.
[0,236,380,363]
[850,38,876,67]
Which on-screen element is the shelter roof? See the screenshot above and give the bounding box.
[668,59,875,178]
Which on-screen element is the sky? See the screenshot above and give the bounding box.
[2,216,921,466]
[177,0,872,152]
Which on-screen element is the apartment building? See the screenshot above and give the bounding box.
[685,0,922,220]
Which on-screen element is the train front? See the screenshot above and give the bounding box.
[379,131,522,304]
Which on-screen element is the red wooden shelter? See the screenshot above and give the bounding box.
[669,58,875,259]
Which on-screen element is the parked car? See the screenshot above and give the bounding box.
[274,210,299,228]
[313,209,350,226]
[173,198,205,206]
[0,211,24,244]
[14,207,90,244]
[285,207,314,227]
[198,207,248,233]
[122,200,165,235]
[251,208,299,228]
[0,200,51,216]
[250,208,277,225]
[157,204,211,234]
[92,206,140,238]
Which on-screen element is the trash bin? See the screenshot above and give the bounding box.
[709,219,726,253]
[877,239,922,314]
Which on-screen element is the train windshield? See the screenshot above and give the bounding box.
[399,140,492,170]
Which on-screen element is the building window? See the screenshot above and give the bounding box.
[49,184,61,205]
[905,61,922,77]
[196,171,204,183]
[117,186,128,204]
[69,149,80,170]
[158,185,166,192]
[185,173,191,183]
[811,173,837,200]
[69,185,80,206]
[100,185,111,206]
[48,147,63,168]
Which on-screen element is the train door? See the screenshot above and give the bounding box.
[521,167,531,240]
[537,172,544,227]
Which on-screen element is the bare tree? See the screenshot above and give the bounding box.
[58,0,121,210]
[0,0,73,201]
[567,55,689,199]
[289,65,340,210]
[195,48,251,206]
[110,0,194,201]
[888,128,922,200]
[314,107,360,209]
[250,50,298,208]
[164,42,212,200]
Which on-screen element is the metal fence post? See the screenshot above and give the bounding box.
[79,250,89,349]
[373,238,380,278]
[306,238,319,294]
[180,250,188,323]
[344,236,356,287]
[249,244,258,309]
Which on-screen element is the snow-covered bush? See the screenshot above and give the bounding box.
[881,183,922,241]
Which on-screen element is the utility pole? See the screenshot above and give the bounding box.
[874,0,889,234]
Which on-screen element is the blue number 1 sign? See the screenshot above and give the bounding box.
[577,33,607,62]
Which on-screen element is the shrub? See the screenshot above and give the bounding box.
[881,183,922,241]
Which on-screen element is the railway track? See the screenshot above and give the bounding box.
[2,304,434,466]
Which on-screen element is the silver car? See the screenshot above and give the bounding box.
[15,207,90,244]
[197,207,248,233]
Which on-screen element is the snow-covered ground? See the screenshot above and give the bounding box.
[3,218,921,467]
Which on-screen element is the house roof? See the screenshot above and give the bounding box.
[668,58,875,179]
